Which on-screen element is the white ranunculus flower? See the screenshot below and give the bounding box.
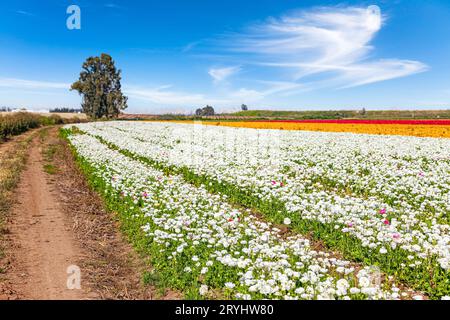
[225,282,236,289]
[69,121,448,301]
[199,285,208,296]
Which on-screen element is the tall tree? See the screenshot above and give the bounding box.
[195,105,215,116]
[71,53,127,119]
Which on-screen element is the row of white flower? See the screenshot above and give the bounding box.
[71,121,450,273]
[67,130,412,300]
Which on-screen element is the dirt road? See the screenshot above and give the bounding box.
[6,135,90,299]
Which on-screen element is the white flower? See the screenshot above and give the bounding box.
[225,282,236,289]
[349,288,360,295]
[199,285,208,296]
[70,121,448,301]
[336,279,349,290]
[359,277,370,288]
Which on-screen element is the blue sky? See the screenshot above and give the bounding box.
[1,0,450,113]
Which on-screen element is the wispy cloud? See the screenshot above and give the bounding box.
[16,10,35,16]
[0,78,69,90]
[182,41,201,53]
[104,3,121,9]
[208,66,241,83]
[125,83,278,108]
[209,6,428,89]
[125,85,223,106]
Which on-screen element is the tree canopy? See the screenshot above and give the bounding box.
[71,53,127,119]
[195,105,215,116]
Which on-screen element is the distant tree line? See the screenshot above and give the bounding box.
[0,106,13,112]
[192,104,250,117]
[195,105,215,116]
[49,107,83,113]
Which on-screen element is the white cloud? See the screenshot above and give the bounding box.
[104,3,121,9]
[125,85,224,106]
[16,10,34,16]
[125,83,279,108]
[208,66,241,83]
[215,5,428,88]
[0,78,70,90]
[182,41,201,53]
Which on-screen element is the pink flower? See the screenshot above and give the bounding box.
[419,172,425,177]
[392,233,400,239]
[142,192,148,198]
[379,208,387,215]
[347,222,354,227]
[280,182,284,187]
[383,219,390,225]
[271,180,277,185]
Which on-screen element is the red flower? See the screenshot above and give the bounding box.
[383,219,390,225]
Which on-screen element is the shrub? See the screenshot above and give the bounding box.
[0,113,41,140]
[0,113,86,141]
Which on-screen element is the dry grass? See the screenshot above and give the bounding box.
[0,112,87,142]
[0,130,37,296]
[1,112,87,120]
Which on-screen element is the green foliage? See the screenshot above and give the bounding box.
[0,113,41,140]
[0,113,85,141]
[231,109,450,120]
[71,53,128,119]
[195,105,215,117]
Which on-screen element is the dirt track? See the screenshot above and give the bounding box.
[6,135,91,299]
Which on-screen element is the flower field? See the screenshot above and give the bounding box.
[190,120,450,138]
[63,121,450,300]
